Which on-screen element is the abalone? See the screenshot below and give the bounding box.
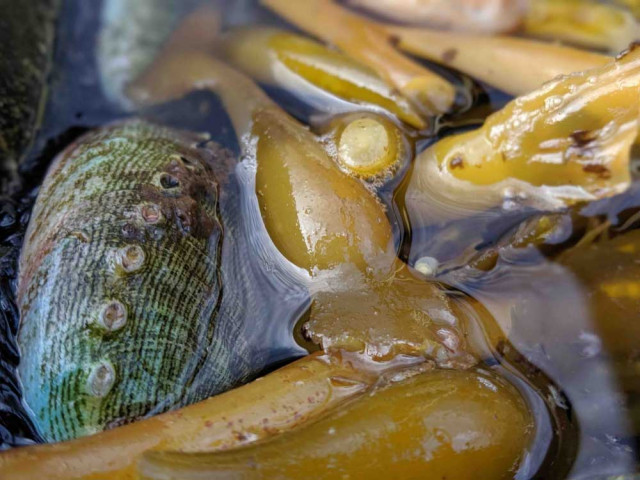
[17,120,247,442]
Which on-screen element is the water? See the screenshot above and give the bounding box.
[0,0,639,478]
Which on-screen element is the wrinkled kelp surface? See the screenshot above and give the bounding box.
[1,1,639,478]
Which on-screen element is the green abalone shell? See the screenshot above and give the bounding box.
[17,120,239,442]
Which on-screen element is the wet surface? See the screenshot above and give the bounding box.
[0,1,639,478]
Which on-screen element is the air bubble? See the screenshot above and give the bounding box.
[414,257,439,277]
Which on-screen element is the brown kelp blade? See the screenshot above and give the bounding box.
[261,0,456,117]
[346,0,527,33]
[406,47,640,227]
[138,368,533,480]
[523,0,640,54]
[0,354,374,480]
[220,27,426,128]
[389,25,609,96]
[129,22,397,275]
[306,264,476,368]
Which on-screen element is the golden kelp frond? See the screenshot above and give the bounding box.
[261,0,456,116]
[406,47,640,226]
[524,0,640,53]
[252,107,395,273]
[140,369,533,480]
[129,13,398,275]
[389,25,609,96]
[613,0,640,18]
[346,0,527,33]
[221,28,426,128]
[306,264,475,367]
[0,355,376,480]
[131,50,396,274]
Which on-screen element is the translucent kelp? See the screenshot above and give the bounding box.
[406,47,640,227]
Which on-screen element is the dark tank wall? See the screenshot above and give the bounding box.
[0,0,306,449]
[0,0,59,188]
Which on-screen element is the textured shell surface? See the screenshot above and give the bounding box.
[16,120,242,442]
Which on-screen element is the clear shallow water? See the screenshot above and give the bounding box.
[0,1,638,478]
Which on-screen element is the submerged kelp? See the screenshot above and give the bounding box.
[406,47,640,228]
[0,0,640,478]
[140,368,533,480]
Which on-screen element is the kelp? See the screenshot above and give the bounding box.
[406,47,640,227]
[262,0,456,116]
[221,28,426,128]
[389,25,609,96]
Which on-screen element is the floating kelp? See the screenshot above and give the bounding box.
[306,264,475,367]
[262,0,456,117]
[346,0,527,33]
[318,112,409,181]
[406,48,640,228]
[220,28,425,128]
[0,350,537,480]
[4,1,639,479]
[523,0,640,53]
[129,35,398,275]
[139,368,533,480]
[0,354,376,480]
[389,25,609,96]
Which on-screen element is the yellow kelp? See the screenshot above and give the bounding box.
[346,0,527,33]
[130,51,396,274]
[261,0,456,116]
[390,26,609,96]
[221,28,426,128]
[0,355,376,480]
[139,369,533,480]
[524,0,640,53]
[406,47,640,226]
[319,112,408,181]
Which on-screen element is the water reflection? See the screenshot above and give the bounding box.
[0,0,639,478]
[435,207,640,476]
